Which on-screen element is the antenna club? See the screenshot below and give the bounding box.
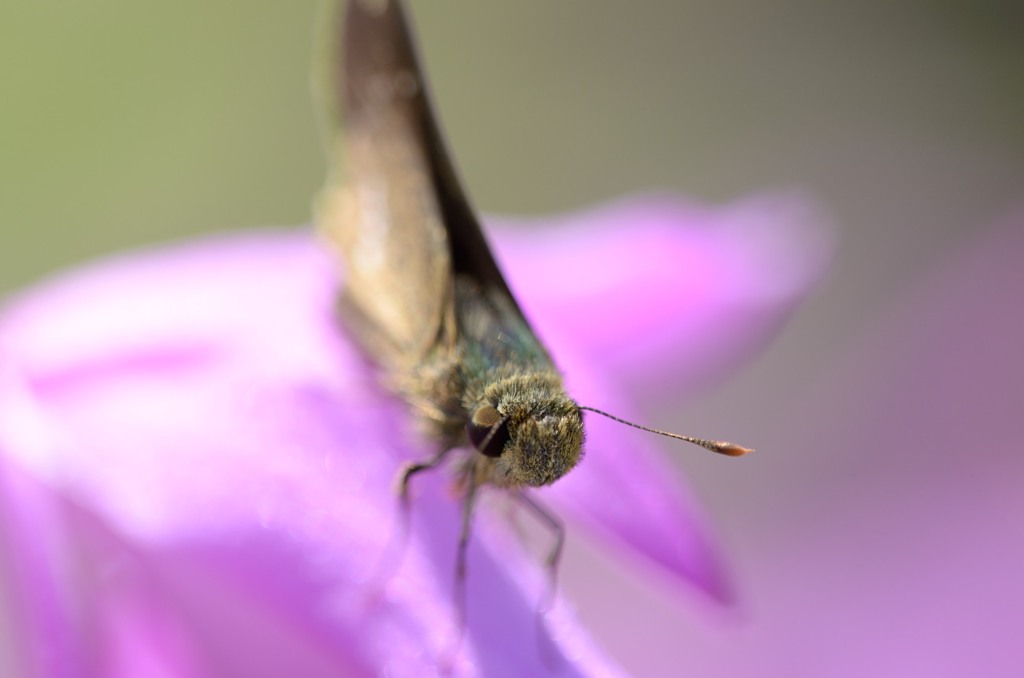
[714,442,755,457]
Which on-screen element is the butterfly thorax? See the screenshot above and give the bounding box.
[391,280,584,488]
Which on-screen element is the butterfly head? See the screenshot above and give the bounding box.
[466,374,584,487]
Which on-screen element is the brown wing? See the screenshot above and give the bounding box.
[315,0,527,369]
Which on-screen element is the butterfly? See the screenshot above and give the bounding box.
[315,0,751,622]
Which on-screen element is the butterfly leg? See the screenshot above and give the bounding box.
[386,445,456,564]
[516,491,565,613]
[437,465,478,670]
[367,448,457,605]
[389,447,457,555]
[396,446,456,503]
[454,467,479,631]
[516,491,566,668]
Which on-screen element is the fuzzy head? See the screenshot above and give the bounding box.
[466,373,584,487]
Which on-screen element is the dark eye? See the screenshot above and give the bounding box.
[466,405,510,458]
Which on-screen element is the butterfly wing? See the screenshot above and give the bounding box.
[316,0,527,370]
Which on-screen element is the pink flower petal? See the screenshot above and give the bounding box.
[491,192,834,401]
[637,203,1024,676]
[543,371,735,604]
[0,193,828,673]
[488,193,832,602]
[0,448,83,677]
[0,233,625,676]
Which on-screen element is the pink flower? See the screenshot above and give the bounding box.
[624,205,1024,676]
[0,193,831,676]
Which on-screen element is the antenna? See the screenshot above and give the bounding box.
[578,406,754,457]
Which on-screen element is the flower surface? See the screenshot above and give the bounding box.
[619,203,1024,677]
[0,194,830,677]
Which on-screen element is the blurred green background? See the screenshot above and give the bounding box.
[2,1,1023,675]
[3,1,1021,297]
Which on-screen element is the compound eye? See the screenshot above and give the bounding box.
[466,405,510,458]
